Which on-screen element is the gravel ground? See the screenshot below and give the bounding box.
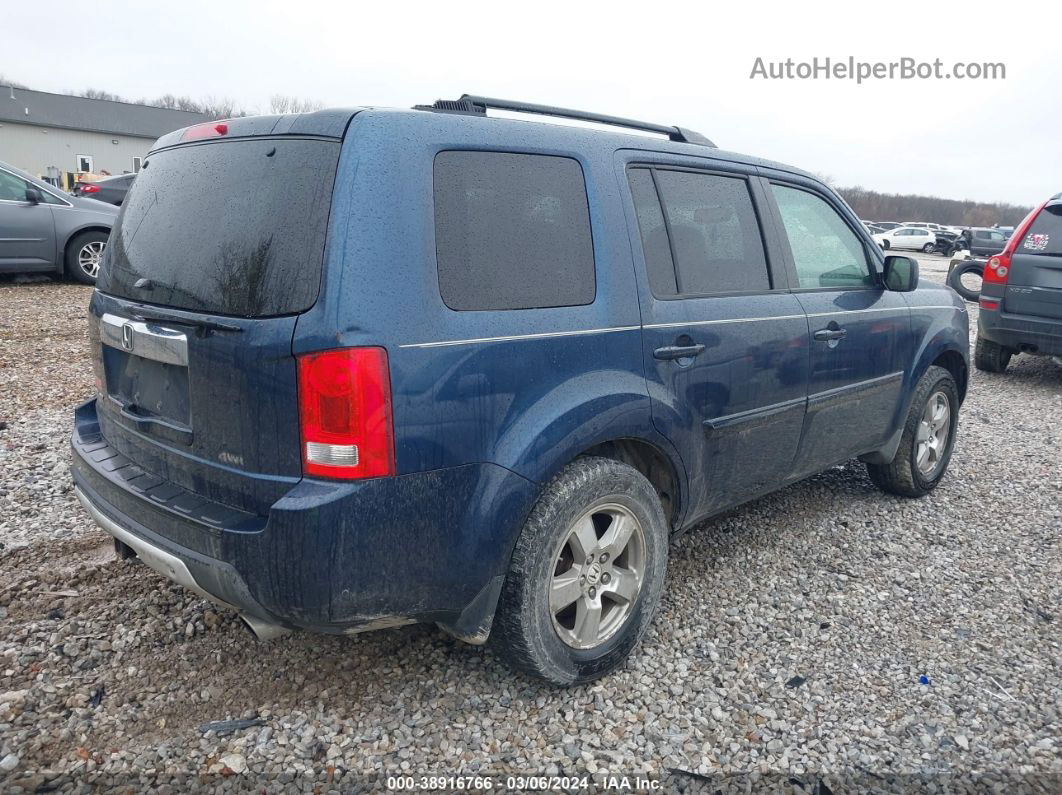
[1,262,1060,793]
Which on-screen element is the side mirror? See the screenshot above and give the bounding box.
[24,186,42,205]
[883,255,919,292]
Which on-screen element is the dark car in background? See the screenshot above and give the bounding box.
[71,97,969,685]
[0,159,118,283]
[76,173,135,206]
[965,227,1010,258]
[976,194,1062,372]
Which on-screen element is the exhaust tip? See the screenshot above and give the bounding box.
[239,613,293,641]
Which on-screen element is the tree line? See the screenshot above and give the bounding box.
[838,186,1031,227]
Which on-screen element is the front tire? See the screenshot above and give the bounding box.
[65,230,109,285]
[974,333,1013,373]
[882,240,891,250]
[867,366,959,498]
[923,243,936,253]
[491,457,668,685]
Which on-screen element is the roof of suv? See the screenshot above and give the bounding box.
[151,102,821,186]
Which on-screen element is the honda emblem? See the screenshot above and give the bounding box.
[122,323,133,351]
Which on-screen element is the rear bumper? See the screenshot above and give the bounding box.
[73,481,289,638]
[978,306,1062,357]
[71,398,537,639]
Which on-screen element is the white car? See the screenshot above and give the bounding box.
[873,226,937,253]
[902,222,947,232]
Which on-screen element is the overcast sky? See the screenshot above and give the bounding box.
[6,0,1059,206]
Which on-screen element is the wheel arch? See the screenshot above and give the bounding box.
[61,224,113,264]
[931,348,968,404]
[579,437,685,531]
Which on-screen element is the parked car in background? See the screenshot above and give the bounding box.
[975,194,1062,372]
[903,222,947,232]
[76,173,135,206]
[965,227,1009,257]
[71,97,969,685]
[930,230,962,256]
[861,221,888,235]
[0,159,118,284]
[873,221,903,230]
[873,226,937,252]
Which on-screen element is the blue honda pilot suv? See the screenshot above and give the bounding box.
[71,96,969,684]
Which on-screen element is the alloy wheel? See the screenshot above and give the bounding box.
[548,503,646,650]
[916,390,951,476]
[78,241,106,278]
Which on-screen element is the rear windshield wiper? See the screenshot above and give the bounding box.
[131,309,243,333]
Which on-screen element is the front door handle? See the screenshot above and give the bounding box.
[813,328,847,342]
[654,343,706,360]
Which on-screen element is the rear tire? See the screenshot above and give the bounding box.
[974,333,1013,373]
[491,457,668,685]
[65,230,109,285]
[922,243,935,253]
[867,366,958,498]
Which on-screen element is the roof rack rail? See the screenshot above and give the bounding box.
[414,95,716,147]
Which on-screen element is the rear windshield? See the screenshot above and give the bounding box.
[1022,203,1062,255]
[98,138,340,317]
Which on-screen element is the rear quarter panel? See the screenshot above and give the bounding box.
[293,111,684,559]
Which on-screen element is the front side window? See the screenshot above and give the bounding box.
[648,170,769,295]
[771,184,875,289]
[434,151,596,311]
[0,171,28,202]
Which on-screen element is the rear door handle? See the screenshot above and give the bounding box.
[813,328,847,342]
[654,343,706,360]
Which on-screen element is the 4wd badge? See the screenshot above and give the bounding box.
[1024,233,1050,251]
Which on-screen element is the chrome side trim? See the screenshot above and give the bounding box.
[100,313,188,366]
[398,305,958,349]
[644,314,806,330]
[399,325,640,349]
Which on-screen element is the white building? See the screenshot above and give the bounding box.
[0,85,211,189]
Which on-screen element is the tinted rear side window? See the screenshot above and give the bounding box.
[98,138,340,317]
[1022,204,1062,254]
[434,151,595,311]
[652,170,769,294]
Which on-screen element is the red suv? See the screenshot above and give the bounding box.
[975,193,1062,372]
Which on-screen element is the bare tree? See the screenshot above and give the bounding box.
[80,88,126,102]
[270,94,324,114]
[0,74,27,89]
[201,96,249,119]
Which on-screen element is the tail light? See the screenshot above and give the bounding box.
[297,348,395,479]
[79,184,100,194]
[181,121,229,141]
[982,201,1048,288]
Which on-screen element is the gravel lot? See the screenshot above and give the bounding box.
[1,260,1060,793]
